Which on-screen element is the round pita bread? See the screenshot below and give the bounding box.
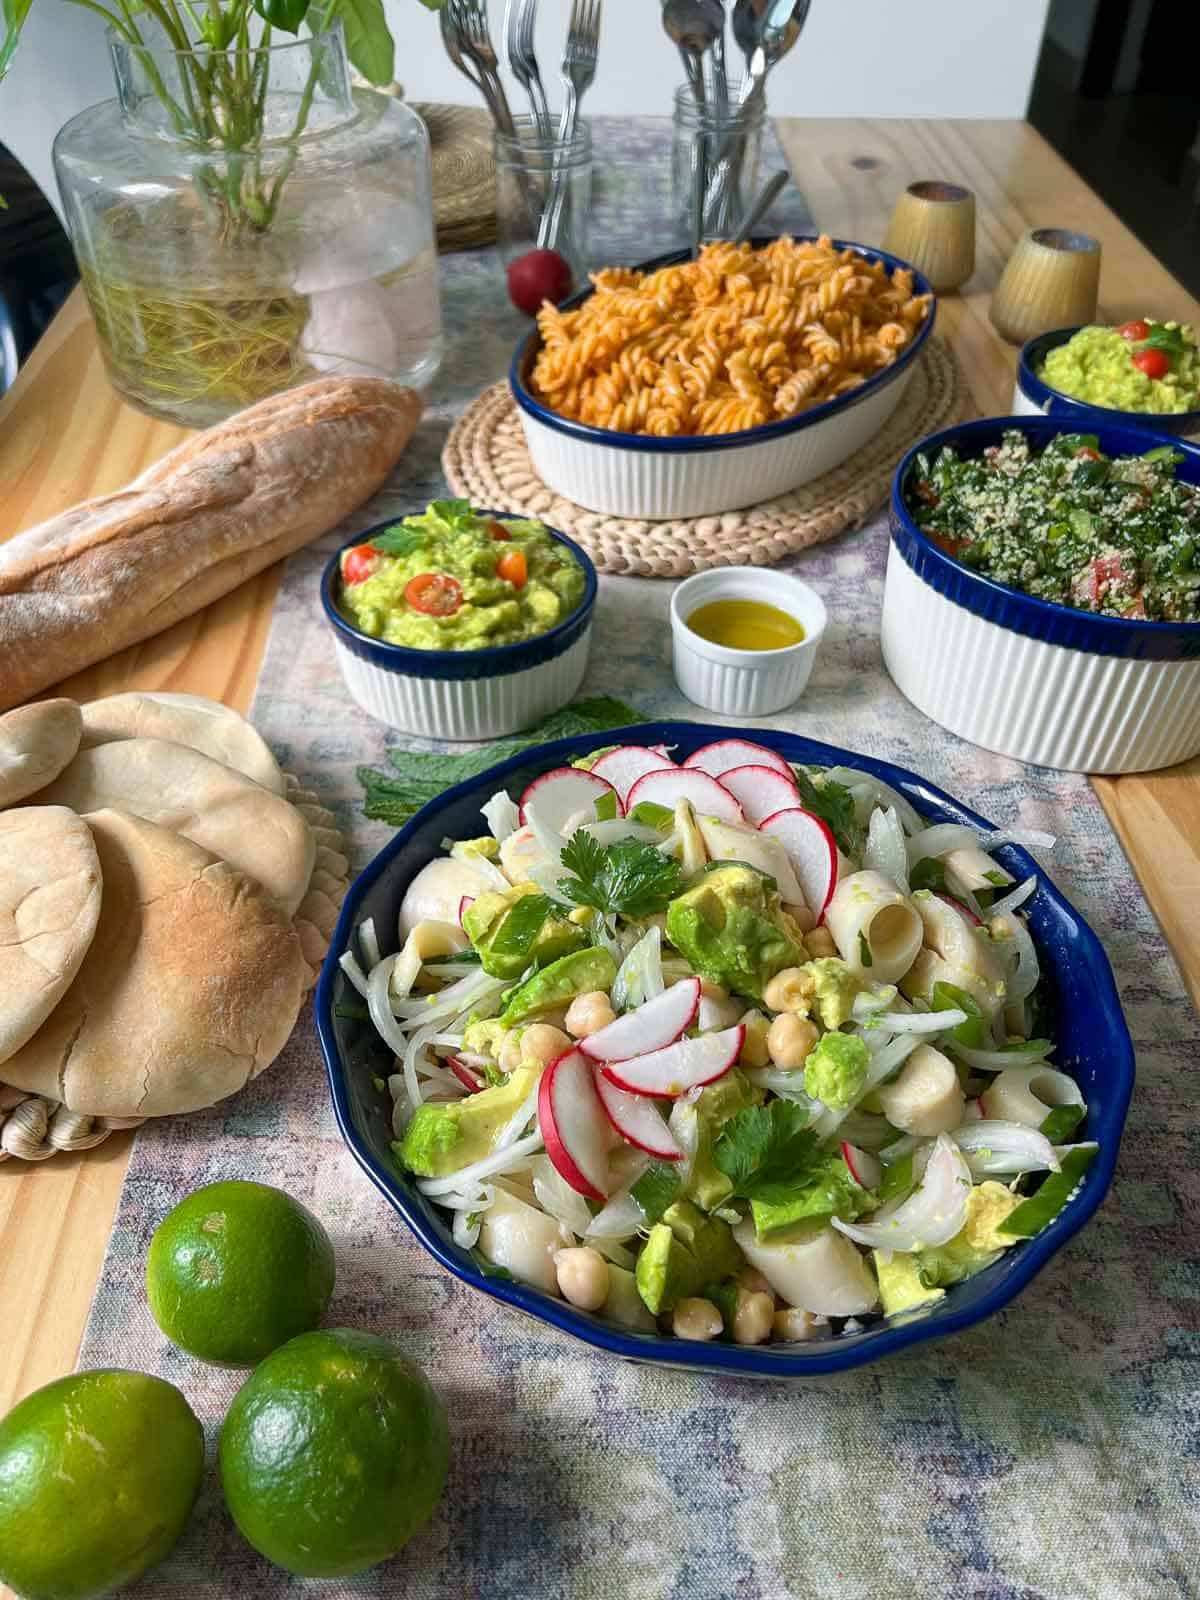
[33,737,314,916]
[0,806,102,1066]
[0,809,307,1117]
[80,692,285,795]
[0,700,83,808]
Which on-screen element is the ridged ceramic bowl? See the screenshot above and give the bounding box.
[510,238,937,520]
[1014,326,1200,437]
[316,720,1134,1380]
[669,567,828,715]
[321,516,597,741]
[883,416,1200,773]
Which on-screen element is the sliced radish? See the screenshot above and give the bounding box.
[935,890,983,928]
[714,764,800,826]
[447,1055,485,1094]
[589,745,676,803]
[538,1049,611,1201]
[963,1097,984,1121]
[579,977,700,1063]
[595,1073,683,1160]
[458,895,475,928]
[625,768,743,822]
[760,808,839,919]
[684,739,795,782]
[841,1141,882,1190]
[520,767,623,832]
[600,1025,743,1099]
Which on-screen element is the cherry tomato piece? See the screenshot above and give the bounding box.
[1118,319,1151,341]
[342,544,382,585]
[1074,447,1102,461]
[485,519,511,541]
[1132,347,1169,381]
[405,573,464,616]
[496,548,528,589]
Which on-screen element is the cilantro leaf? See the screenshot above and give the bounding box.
[631,1161,682,1224]
[792,768,863,858]
[713,1102,818,1199]
[427,498,477,531]
[369,526,429,558]
[558,832,682,920]
[1145,322,1186,360]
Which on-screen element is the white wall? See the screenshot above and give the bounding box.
[1,0,1051,214]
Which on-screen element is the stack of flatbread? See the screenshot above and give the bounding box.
[0,693,349,1162]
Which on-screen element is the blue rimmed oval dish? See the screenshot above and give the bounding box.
[1015,325,1200,438]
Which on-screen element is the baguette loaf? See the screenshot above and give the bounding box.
[0,376,422,710]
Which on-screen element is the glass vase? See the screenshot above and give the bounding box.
[53,24,442,428]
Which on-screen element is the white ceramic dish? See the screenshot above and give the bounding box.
[883,417,1200,774]
[669,567,828,717]
[509,238,936,521]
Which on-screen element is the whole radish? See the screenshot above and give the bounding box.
[507,249,573,316]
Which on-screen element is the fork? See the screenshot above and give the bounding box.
[541,0,601,248]
[444,0,518,137]
[505,0,553,142]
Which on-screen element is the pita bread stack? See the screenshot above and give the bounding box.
[0,693,349,1157]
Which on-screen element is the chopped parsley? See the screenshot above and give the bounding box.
[558,831,682,920]
[713,1102,817,1199]
[791,768,864,858]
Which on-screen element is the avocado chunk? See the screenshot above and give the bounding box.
[670,1067,764,1211]
[394,1062,541,1178]
[915,1182,1020,1287]
[634,1199,743,1315]
[462,883,587,980]
[805,957,865,1029]
[875,1251,946,1317]
[665,863,805,1001]
[803,1031,869,1111]
[749,1152,875,1239]
[501,946,617,1025]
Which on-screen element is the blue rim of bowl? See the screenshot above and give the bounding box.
[315,720,1134,1378]
[509,236,937,454]
[319,512,598,682]
[1017,325,1200,435]
[890,415,1200,662]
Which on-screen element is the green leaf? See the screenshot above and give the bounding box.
[255,0,310,31]
[791,769,863,859]
[1144,322,1186,359]
[314,0,394,84]
[0,0,33,78]
[631,1161,682,1225]
[931,981,986,1048]
[488,893,553,961]
[370,526,429,558]
[909,856,947,893]
[713,1101,817,1199]
[558,833,682,921]
[427,497,475,530]
[997,1145,1098,1238]
[1039,1103,1085,1144]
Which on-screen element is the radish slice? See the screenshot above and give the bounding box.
[711,764,800,826]
[538,1049,611,1201]
[589,745,676,802]
[447,1055,485,1094]
[519,768,623,832]
[832,1134,971,1250]
[684,739,794,782]
[760,808,839,918]
[595,1073,683,1159]
[600,1025,743,1098]
[458,895,475,928]
[841,1141,882,1190]
[579,977,700,1063]
[625,768,743,822]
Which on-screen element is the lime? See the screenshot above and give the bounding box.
[146,1179,335,1367]
[0,1369,203,1600]
[219,1328,449,1578]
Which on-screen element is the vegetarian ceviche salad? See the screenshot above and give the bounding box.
[340,739,1097,1346]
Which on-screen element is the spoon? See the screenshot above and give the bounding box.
[732,0,811,105]
[732,169,789,242]
[662,0,725,106]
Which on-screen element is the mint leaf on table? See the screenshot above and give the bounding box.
[558,833,682,920]
[713,1102,818,1200]
[792,769,864,859]
[358,696,646,824]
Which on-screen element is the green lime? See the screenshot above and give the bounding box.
[0,1369,203,1600]
[146,1179,335,1367]
[219,1328,449,1578]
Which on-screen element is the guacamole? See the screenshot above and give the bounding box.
[338,499,586,650]
[1039,320,1200,415]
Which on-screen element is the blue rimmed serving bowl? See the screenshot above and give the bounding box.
[1014,325,1200,438]
[316,720,1134,1380]
[882,416,1200,773]
[509,237,936,520]
[320,515,597,740]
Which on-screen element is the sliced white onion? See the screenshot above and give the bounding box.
[612,924,665,1013]
[984,827,1056,855]
[416,1129,544,1197]
[941,871,985,923]
[525,800,567,869]
[859,1007,968,1037]
[990,912,1040,1000]
[526,861,578,906]
[532,1154,594,1236]
[358,917,381,971]
[823,767,925,835]
[864,806,909,893]
[812,1033,922,1141]
[945,1037,1054,1073]
[497,1081,540,1150]
[907,823,980,863]
[743,1067,820,1110]
[591,1237,636,1268]
[452,1210,482,1249]
[832,1133,971,1250]
[836,1109,894,1151]
[851,986,901,1022]
[578,819,663,846]
[366,955,409,1061]
[448,844,509,893]
[482,790,521,843]
[989,875,1038,919]
[438,1183,497,1213]
[338,949,370,999]
[951,1118,1060,1177]
[585,1187,645,1240]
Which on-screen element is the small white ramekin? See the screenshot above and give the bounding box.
[322,518,597,741]
[669,567,828,718]
[510,239,936,521]
[883,417,1200,773]
[1014,326,1200,437]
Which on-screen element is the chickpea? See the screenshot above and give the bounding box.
[732,1288,775,1346]
[762,966,815,1015]
[565,990,616,1038]
[773,1308,824,1342]
[519,1023,572,1066]
[803,925,837,960]
[498,1029,525,1074]
[738,1010,771,1070]
[786,901,817,934]
[672,1297,724,1342]
[767,1012,819,1071]
[737,1265,775,1299]
[554,1246,610,1311]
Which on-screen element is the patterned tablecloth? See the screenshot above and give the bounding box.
[77,122,1199,1600]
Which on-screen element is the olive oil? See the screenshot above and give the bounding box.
[686,598,805,651]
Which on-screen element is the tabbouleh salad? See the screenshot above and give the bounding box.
[907,430,1200,622]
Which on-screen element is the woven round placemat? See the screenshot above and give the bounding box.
[443,336,974,575]
[414,101,497,253]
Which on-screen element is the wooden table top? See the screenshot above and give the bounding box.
[2,117,1198,1467]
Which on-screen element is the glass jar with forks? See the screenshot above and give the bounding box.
[671,79,765,241]
[495,120,594,289]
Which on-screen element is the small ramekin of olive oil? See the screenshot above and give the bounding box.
[669,568,827,716]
